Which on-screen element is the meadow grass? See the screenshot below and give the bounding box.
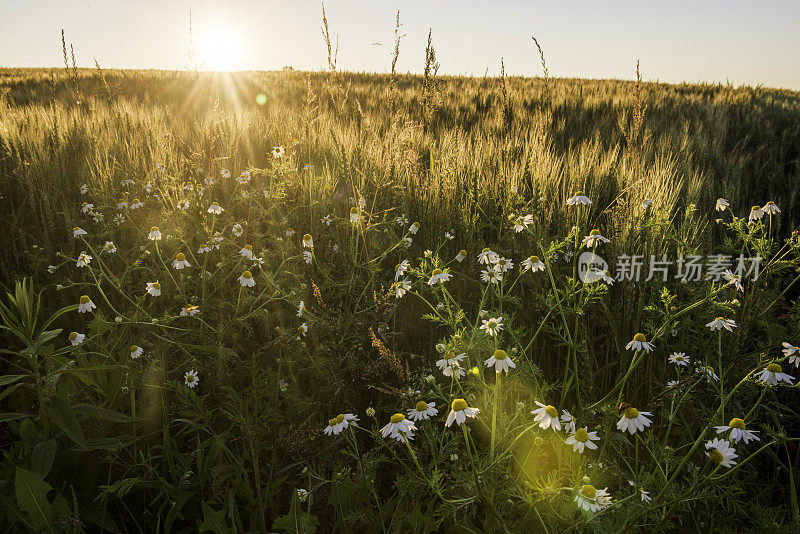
[0,67,799,532]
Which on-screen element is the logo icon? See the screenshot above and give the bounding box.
[578,251,609,283]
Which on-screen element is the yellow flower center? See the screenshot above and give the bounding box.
[675,355,684,361]
[767,363,782,373]
[73,227,80,231]
[708,448,723,464]
[176,253,186,261]
[80,295,90,304]
[625,407,640,419]
[766,201,775,205]
[432,269,442,276]
[581,484,596,499]
[329,414,345,427]
[211,202,219,207]
[152,282,160,290]
[530,255,540,263]
[151,226,159,232]
[415,401,428,411]
[575,428,589,442]
[303,234,312,242]
[751,206,760,211]
[545,405,558,418]
[130,345,138,352]
[69,332,78,340]
[390,413,405,424]
[590,229,600,236]
[459,249,467,256]
[444,350,455,359]
[481,248,490,253]
[242,270,252,278]
[729,418,745,430]
[451,398,468,412]
[493,349,508,361]
[633,333,646,342]
[244,245,252,251]
[350,207,358,214]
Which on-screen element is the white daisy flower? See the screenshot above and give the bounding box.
[130,345,143,359]
[303,251,313,264]
[381,413,417,442]
[583,230,610,248]
[494,257,514,272]
[77,295,96,313]
[722,270,744,292]
[184,369,199,388]
[272,146,285,158]
[407,401,438,421]
[762,201,781,214]
[232,223,244,237]
[79,183,88,195]
[81,202,94,214]
[114,213,125,225]
[120,178,133,186]
[445,398,480,427]
[297,301,305,317]
[715,198,730,211]
[436,351,466,378]
[180,305,200,316]
[76,251,92,268]
[531,402,561,431]
[565,427,599,454]
[321,214,332,226]
[238,270,256,287]
[484,349,516,374]
[211,234,224,249]
[715,417,760,444]
[73,227,87,238]
[560,410,576,433]
[641,199,653,209]
[510,213,534,233]
[198,243,211,254]
[616,407,652,434]
[781,342,798,364]
[220,168,231,179]
[757,363,795,386]
[408,222,420,234]
[68,331,85,346]
[298,323,308,336]
[394,260,410,281]
[701,365,719,383]
[395,214,409,225]
[626,333,654,353]
[395,278,411,298]
[567,192,592,206]
[427,269,452,285]
[278,379,288,392]
[575,484,611,512]
[480,317,504,337]
[349,207,360,223]
[240,245,254,259]
[129,198,144,209]
[172,253,190,270]
[749,205,764,222]
[666,380,680,388]
[477,248,499,265]
[522,255,546,272]
[706,317,737,331]
[444,231,454,240]
[103,241,116,254]
[207,202,224,214]
[640,489,651,503]
[236,171,251,185]
[455,249,467,262]
[146,281,161,297]
[481,268,503,284]
[324,413,358,435]
[296,489,308,502]
[668,352,689,366]
[302,234,314,248]
[705,438,737,468]
[148,226,162,241]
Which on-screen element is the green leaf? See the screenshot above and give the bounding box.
[0,374,27,387]
[73,403,132,423]
[272,492,318,534]
[30,439,58,479]
[199,502,232,534]
[15,467,54,531]
[46,395,85,447]
[0,412,29,423]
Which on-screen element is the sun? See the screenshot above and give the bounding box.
[196,28,243,71]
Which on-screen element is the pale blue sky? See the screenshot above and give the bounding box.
[2,0,799,89]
